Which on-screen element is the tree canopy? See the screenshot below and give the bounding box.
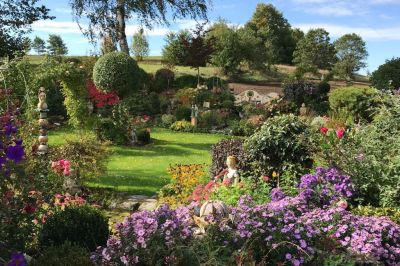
[131,29,150,61]
[333,33,368,80]
[70,0,209,55]
[293,28,336,75]
[0,0,53,57]
[32,36,46,55]
[47,34,68,56]
[245,3,297,68]
[370,57,400,91]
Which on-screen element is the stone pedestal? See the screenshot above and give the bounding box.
[191,117,198,126]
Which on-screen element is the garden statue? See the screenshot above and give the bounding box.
[214,156,240,186]
[37,87,48,110]
[130,127,137,146]
[191,104,199,126]
[37,87,49,154]
[299,103,308,116]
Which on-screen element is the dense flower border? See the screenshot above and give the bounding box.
[93,167,400,265]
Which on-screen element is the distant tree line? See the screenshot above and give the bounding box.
[31,35,68,56]
[162,3,369,81]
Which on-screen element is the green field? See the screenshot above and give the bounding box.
[49,127,225,195]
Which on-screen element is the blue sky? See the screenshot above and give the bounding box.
[29,0,400,74]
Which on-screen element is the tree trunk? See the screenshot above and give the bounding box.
[116,0,129,55]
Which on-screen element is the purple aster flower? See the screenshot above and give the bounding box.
[271,187,286,201]
[6,145,24,163]
[8,252,26,266]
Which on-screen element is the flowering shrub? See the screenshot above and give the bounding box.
[87,80,119,108]
[158,164,205,206]
[170,120,194,132]
[51,159,71,176]
[92,205,194,265]
[96,166,400,265]
[298,167,354,208]
[189,180,216,202]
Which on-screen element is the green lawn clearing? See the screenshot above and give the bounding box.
[49,127,225,196]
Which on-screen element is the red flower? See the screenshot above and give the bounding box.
[320,127,329,134]
[261,175,269,182]
[24,203,36,214]
[336,127,345,139]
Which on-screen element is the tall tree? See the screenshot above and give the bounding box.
[293,28,336,75]
[131,29,149,61]
[162,31,189,68]
[245,3,296,69]
[32,36,46,55]
[70,0,209,55]
[47,34,68,56]
[370,57,400,91]
[0,0,53,57]
[207,20,243,75]
[180,24,214,86]
[333,33,368,80]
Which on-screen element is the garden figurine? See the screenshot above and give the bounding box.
[214,156,240,186]
[37,87,48,110]
[299,103,308,116]
[191,104,199,126]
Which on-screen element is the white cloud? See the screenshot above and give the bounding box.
[295,23,400,40]
[32,21,84,34]
[310,6,355,16]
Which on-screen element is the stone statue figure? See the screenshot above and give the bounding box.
[191,104,199,118]
[299,103,308,116]
[214,156,240,186]
[37,87,48,110]
[130,128,137,145]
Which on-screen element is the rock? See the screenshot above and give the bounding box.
[110,195,158,212]
[138,199,158,211]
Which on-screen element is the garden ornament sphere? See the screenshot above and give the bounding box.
[199,200,229,218]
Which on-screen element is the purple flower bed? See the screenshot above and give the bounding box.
[93,167,400,265]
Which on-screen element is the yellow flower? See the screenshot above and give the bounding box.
[272,171,278,178]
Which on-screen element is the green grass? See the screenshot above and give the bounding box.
[49,127,225,196]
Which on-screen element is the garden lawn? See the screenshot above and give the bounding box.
[49,127,225,196]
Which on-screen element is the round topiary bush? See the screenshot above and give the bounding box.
[152,68,175,92]
[175,106,191,121]
[39,205,109,251]
[93,51,141,97]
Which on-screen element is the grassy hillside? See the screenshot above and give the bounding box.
[25,55,370,85]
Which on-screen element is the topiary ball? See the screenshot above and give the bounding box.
[93,51,141,97]
[39,205,109,251]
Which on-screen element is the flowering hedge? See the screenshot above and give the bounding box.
[93,167,400,265]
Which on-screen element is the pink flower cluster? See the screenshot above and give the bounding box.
[320,127,345,139]
[51,159,70,176]
[54,193,86,209]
